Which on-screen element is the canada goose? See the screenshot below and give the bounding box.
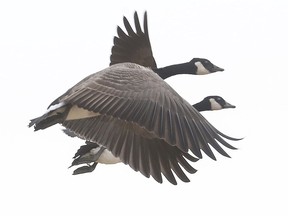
[193,96,236,112]
[29,63,240,184]
[67,10,235,175]
[66,11,234,168]
[110,11,224,78]
[69,95,236,175]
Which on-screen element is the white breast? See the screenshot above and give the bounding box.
[97,149,121,164]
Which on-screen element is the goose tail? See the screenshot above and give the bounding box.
[28,102,69,131]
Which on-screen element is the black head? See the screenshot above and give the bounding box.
[203,96,236,110]
[190,58,224,75]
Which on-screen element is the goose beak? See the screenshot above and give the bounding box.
[211,64,224,72]
[223,102,236,109]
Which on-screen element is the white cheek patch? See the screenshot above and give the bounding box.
[209,98,222,110]
[66,105,100,120]
[97,149,121,164]
[195,61,210,75]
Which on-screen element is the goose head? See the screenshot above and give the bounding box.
[190,58,224,75]
[193,96,236,112]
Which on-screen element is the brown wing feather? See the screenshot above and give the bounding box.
[54,63,237,160]
[63,114,198,185]
[110,11,157,68]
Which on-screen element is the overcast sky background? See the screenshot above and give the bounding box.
[1,0,288,215]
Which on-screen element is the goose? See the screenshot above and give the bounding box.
[69,95,236,175]
[29,63,241,185]
[66,12,235,174]
[193,95,236,112]
[110,11,224,78]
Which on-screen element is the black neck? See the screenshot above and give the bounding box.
[193,100,210,112]
[153,62,197,79]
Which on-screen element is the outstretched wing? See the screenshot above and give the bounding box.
[110,11,157,68]
[55,63,238,161]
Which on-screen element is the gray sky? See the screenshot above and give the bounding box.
[1,0,288,215]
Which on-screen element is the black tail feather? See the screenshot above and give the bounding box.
[28,112,64,131]
[28,106,70,131]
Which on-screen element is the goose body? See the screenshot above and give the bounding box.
[29,63,239,184]
[110,12,224,78]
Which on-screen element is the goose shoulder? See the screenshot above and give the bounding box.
[50,63,185,108]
